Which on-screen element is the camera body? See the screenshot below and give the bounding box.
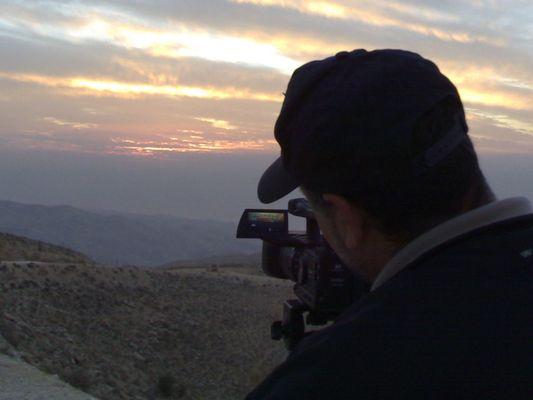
[237,198,367,349]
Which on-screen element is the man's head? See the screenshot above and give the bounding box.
[257,49,494,280]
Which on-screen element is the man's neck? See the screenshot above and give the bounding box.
[365,186,496,283]
[461,181,496,213]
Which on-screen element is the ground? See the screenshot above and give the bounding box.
[0,262,294,400]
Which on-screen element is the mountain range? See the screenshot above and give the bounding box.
[0,200,259,266]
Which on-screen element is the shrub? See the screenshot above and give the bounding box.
[157,374,176,398]
[63,368,92,391]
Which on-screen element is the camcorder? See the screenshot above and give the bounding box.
[237,198,368,351]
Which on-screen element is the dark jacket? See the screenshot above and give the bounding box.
[246,215,533,399]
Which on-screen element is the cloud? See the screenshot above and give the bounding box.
[43,116,98,129]
[0,127,112,153]
[0,0,531,155]
[0,72,282,102]
[467,108,533,138]
[0,1,300,74]
[0,33,130,77]
[111,56,288,95]
[0,33,290,96]
[70,78,280,102]
[230,0,504,45]
[110,136,276,154]
[195,117,238,131]
[437,62,533,112]
[460,87,532,112]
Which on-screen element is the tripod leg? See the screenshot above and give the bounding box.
[282,299,307,351]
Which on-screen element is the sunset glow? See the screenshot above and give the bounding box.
[111,137,277,154]
[459,88,532,112]
[0,0,531,155]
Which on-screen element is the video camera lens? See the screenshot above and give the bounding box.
[261,242,295,279]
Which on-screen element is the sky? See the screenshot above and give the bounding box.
[0,0,532,221]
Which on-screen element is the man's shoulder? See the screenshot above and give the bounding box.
[247,216,533,399]
[364,212,533,311]
[403,213,533,277]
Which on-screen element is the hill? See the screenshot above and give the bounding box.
[0,200,260,266]
[0,261,293,399]
[0,232,91,264]
[160,252,261,268]
[159,252,263,278]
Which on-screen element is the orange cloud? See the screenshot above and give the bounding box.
[0,72,281,102]
[195,118,238,130]
[459,88,532,111]
[111,137,277,154]
[439,65,533,111]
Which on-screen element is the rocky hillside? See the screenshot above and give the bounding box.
[161,253,262,268]
[0,261,293,399]
[0,232,91,264]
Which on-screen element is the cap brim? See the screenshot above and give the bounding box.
[257,157,300,204]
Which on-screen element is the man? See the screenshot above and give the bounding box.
[247,49,532,399]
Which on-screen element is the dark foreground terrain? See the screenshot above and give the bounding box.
[0,262,293,399]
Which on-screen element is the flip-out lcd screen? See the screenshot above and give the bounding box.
[248,211,286,233]
[236,209,288,238]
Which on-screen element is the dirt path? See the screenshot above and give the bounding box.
[0,353,97,400]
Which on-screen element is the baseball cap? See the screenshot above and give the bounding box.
[258,49,468,203]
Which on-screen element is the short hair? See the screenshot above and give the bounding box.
[304,97,494,242]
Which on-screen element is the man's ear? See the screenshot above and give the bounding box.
[322,194,365,250]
